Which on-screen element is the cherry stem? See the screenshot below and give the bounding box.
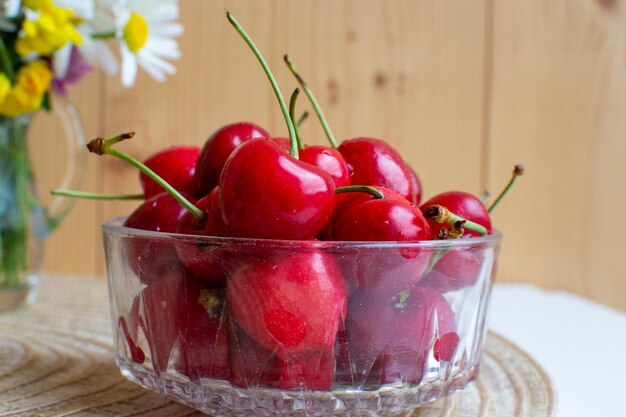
[336,185,385,199]
[297,111,309,128]
[423,205,488,236]
[86,133,205,220]
[283,54,338,149]
[226,12,298,158]
[488,164,524,213]
[51,189,144,200]
[289,88,305,150]
[480,191,490,204]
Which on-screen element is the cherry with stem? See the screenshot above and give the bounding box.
[284,54,338,149]
[87,133,205,220]
[226,12,299,159]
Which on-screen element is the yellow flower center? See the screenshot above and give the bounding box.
[123,12,149,52]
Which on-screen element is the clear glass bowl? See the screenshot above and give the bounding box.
[103,216,501,417]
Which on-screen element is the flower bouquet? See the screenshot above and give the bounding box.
[0,0,183,309]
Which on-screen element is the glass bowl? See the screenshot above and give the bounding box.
[103,216,501,417]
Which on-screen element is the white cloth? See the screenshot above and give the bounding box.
[489,284,626,417]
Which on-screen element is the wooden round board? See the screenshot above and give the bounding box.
[0,276,556,417]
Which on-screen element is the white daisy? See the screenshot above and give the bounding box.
[112,0,183,87]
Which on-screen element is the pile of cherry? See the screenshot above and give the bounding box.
[71,11,520,391]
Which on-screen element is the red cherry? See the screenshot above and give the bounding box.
[300,145,350,187]
[227,250,347,359]
[219,138,336,240]
[346,285,457,385]
[420,191,492,238]
[123,192,190,284]
[333,192,431,296]
[338,138,414,201]
[141,146,200,199]
[421,248,485,293]
[229,320,335,390]
[175,188,231,286]
[127,270,229,379]
[195,122,270,196]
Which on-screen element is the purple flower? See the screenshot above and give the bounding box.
[52,47,93,95]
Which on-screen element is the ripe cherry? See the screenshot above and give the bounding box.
[300,145,350,188]
[333,187,431,296]
[338,138,415,201]
[123,191,190,284]
[195,122,270,197]
[227,250,347,359]
[346,285,458,385]
[219,138,336,240]
[127,270,229,379]
[175,188,231,286]
[141,145,200,200]
[420,191,492,238]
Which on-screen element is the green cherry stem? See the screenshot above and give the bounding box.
[226,12,298,158]
[51,189,144,200]
[284,54,338,149]
[297,111,309,128]
[480,191,491,204]
[87,133,205,220]
[336,185,385,200]
[423,205,488,236]
[289,88,305,150]
[488,164,524,213]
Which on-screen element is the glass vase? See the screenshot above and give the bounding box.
[0,95,85,311]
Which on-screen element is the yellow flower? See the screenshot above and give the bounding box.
[16,0,83,56]
[0,61,53,118]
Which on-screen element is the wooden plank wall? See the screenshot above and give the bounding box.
[30,0,626,311]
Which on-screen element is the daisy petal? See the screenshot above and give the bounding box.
[121,45,138,87]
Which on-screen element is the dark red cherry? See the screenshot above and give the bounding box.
[127,270,229,379]
[141,146,200,199]
[300,145,350,187]
[420,191,492,238]
[195,122,270,196]
[338,138,414,201]
[333,192,432,297]
[175,188,230,286]
[346,285,458,385]
[123,192,190,284]
[219,138,336,240]
[227,250,347,359]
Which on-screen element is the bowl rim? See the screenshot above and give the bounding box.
[102,216,502,250]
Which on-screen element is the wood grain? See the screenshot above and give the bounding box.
[28,1,626,311]
[487,0,626,310]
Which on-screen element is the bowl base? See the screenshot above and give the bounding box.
[117,358,479,417]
